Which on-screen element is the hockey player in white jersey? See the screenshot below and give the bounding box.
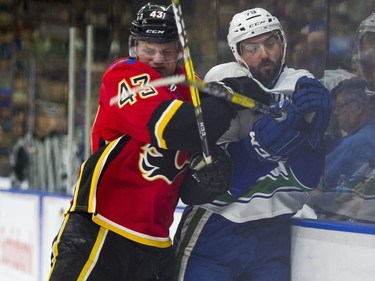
[174,8,331,281]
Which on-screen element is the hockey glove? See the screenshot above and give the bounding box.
[189,145,233,193]
[292,76,332,148]
[245,100,308,163]
[179,145,232,205]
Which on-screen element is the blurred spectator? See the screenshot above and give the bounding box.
[312,77,375,223]
[10,100,79,193]
[291,39,310,70]
[328,12,356,70]
[305,21,327,78]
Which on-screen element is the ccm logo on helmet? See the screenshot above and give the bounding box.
[249,20,266,28]
[146,30,166,34]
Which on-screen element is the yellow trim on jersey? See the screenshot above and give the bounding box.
[77,227,108,280]
[48,213,71,280]
[70,161,87,211]
[70,136,125,213]
[93,213,172,248]
[155,99,183,149]
[87,137,123,212]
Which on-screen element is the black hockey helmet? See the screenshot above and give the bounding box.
[129,3,178,43]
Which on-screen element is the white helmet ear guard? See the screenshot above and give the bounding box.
[128,37,137,57]
[227,8,287,64]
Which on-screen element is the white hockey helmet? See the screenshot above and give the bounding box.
[353,13,375,89]
[354,13,375,58]
[354,13,375,51]
[357,13,375,37]
[227,8,286,63]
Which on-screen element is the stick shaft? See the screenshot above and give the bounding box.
[172,0,212,164]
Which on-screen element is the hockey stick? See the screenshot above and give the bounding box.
[108,73,314,122]
[171,0,212,165]
[109,74,263,109]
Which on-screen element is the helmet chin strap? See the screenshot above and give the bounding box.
[239,57,251,73]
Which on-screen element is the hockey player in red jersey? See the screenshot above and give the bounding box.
[48,3,238,281]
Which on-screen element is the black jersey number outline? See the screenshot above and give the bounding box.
[118,74,158,107]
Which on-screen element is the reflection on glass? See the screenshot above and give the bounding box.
[312,77,375,223]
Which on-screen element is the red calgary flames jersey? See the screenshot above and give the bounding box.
[71,58,195,248]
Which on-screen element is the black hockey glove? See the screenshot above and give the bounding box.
[179,146,232,205]
[190,145,233,193]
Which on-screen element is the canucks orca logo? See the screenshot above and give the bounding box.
[139,144,189,184]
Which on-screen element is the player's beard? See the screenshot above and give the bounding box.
[250,57,282,88]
